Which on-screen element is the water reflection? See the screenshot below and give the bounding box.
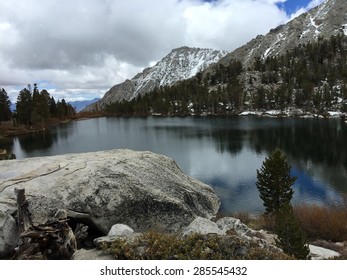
[6,117,347,214]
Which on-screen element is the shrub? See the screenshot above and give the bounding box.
[293,203,347,242]
[100,231,292,260]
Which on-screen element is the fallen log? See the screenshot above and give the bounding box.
[12,189,77,260]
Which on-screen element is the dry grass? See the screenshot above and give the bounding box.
[232,212,276,232]
[293,203,347,242]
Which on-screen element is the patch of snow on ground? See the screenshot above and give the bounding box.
[309,245,341,260]
[327,111,341,117]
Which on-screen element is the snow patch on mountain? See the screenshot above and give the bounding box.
[220,0,347,68]
[84,47,227,111]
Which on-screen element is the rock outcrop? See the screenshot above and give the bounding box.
[0,149,220,257]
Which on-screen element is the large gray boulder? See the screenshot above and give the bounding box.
[0,149,220,249]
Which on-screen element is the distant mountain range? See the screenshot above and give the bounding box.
[69,98,100,112]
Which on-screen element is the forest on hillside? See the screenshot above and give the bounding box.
[105,34,347,116]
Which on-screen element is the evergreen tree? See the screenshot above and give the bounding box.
[16,87,33,125]
[49,96,58,117]
[256,149,296,216]
[275,203,310,260]
[0,88,12,124]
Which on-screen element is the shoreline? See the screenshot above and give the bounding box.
[1,109,346,139]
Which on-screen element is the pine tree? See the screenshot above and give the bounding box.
[275,203,310,260]
[256,148,296,216]
[0,88,12,124]
[16,87,33,125]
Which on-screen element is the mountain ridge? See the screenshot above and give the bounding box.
[84,47,227,111]
[217,0,347,68]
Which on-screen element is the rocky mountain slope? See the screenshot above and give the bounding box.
[84,47,227,111]
[218,0,347,68]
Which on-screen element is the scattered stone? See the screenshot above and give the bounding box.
[72,248,114,260]
[181,217,224,236]
[107,224,134,237]
[217,217,252,236]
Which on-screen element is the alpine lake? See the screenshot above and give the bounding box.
[2,116,347,214]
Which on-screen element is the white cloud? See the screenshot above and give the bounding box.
[0,0,319,101]
[288,0,325,20]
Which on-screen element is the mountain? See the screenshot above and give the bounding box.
[84,47,227,111]
[102,0,347,117]
[218,0,347,68]
[69,98,100,112]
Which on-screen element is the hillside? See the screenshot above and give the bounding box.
[84,47,227,111]
[105,34,347,116]
[218,0,347,68]
[104,0,347,117]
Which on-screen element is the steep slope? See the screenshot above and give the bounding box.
[84,47,227,111]
[219,0,347,68]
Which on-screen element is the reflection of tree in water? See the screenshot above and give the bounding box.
[212,129,244,155]
[17,131,56,153]
[0,136,14,153]
[248,119,347,169]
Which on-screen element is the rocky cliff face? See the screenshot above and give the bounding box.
[219,0,347,68]
[0,149,220,257]
[84,47,227,111]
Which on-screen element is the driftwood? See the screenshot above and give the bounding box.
[15,188,33,235]
[12,189,77,260]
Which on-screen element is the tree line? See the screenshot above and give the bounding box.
[105,34,347,116]
[0,84,76,126]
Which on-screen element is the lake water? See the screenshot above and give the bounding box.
[2,116,347,214]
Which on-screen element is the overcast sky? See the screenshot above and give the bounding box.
[0,0,324,102]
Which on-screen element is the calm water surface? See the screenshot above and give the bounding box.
[2,117,347,214]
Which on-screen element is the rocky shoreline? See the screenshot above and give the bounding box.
[0,149,344,260]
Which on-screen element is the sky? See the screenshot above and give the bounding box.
[0,0,325,103]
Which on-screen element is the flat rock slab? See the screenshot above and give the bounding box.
[0,149,220,235]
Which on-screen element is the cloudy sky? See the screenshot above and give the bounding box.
[0,0,324,102]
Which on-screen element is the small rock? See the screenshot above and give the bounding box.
[182,217,224,236]
[309,245,341,260]
[72,248,114,260]
[216,217,251,236]
[108,224,134,237]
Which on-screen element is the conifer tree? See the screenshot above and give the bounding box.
[275,203,310,260]
[0,88,12,124]
[256,148,296,216]
[16,87,33,125]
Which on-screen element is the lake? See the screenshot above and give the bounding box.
[2,116,347,214]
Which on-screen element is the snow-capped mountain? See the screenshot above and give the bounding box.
[219,0,347,68]
[84,47,227,111]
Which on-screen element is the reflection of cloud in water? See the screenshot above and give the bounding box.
[8,117,347,214]
[184,146,267,214]
[292,167,344,206]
